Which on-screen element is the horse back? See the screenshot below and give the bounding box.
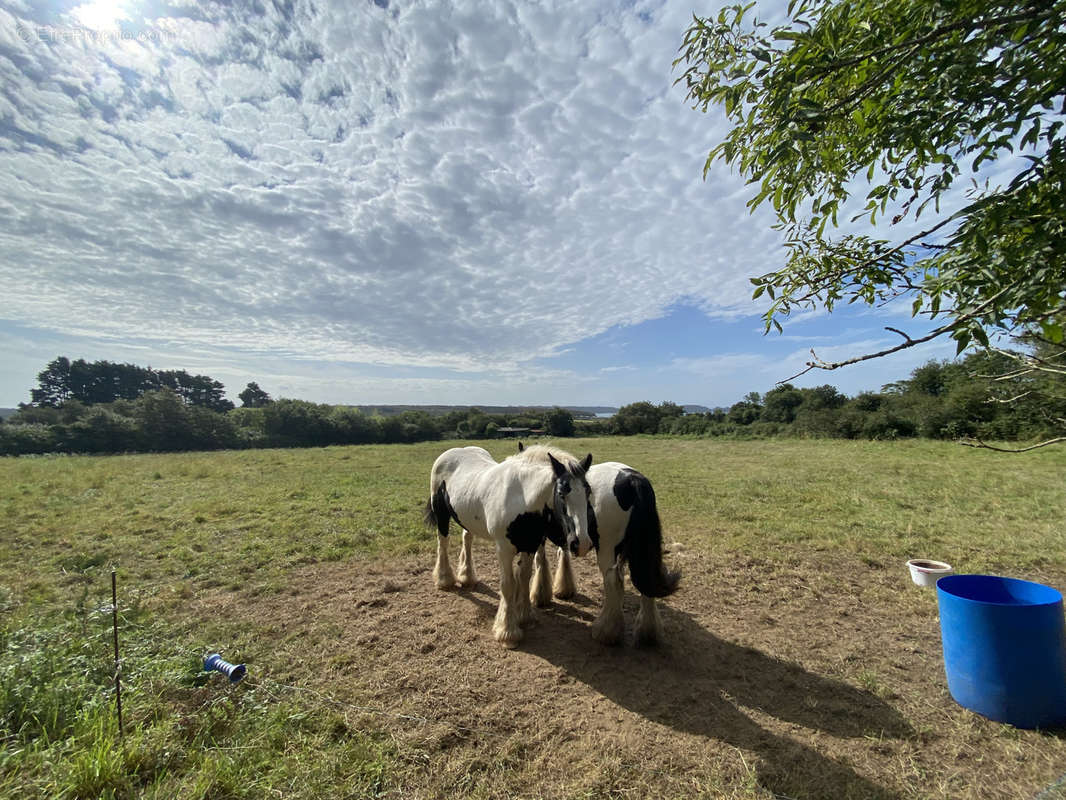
[587,462,642,530]
[428,447,503,538]
[430,446,496,487]
[588,461,679,598]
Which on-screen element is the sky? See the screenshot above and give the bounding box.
[0,0,962,411]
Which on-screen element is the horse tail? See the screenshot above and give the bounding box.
[619,471,681,599]
[424,480,452,538]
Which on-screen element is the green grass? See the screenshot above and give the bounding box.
[2,437,1064,798]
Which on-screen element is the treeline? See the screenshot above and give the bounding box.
[610,350,1064,442]
[0,357,581,454]
[0,398,578,456]
[2,350,1062,455]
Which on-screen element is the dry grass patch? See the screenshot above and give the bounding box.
[186,543,1066,800]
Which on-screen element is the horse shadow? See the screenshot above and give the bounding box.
[460,587,913,800]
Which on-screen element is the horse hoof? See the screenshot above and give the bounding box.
[494,630,524,648]
[634,627,662,647]
[590,623,624,646]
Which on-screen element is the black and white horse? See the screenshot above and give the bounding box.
[524,445,681,646]
[425,445,595,647]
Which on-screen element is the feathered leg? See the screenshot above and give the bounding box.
[457,529,478,587]
[590,549,625,645]
[552,546,577,599]
[492,542,523,647]
[530,544,553,607]
[634,594,664,646]
[433,534,456,590]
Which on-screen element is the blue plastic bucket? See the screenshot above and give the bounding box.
[937,574,1066,729]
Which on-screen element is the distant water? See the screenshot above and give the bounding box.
[595,412,614,418]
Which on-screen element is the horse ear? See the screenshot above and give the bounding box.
[581,453,592,473]
[548,452,566,478]
[518,442,525,452]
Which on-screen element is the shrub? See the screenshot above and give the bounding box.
[0,423,56,455]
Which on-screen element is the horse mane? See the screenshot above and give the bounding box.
[509,443,588,477]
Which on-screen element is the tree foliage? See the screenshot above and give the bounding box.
[543,407,576,437]
[6,355,1061,455]
[26,357,234,411]
[675,0,1066,361]
[238,382,273,408]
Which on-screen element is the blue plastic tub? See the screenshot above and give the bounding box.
[937,574,1066,729]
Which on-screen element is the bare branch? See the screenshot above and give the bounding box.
[779,322,957,384]
[990,391,1033,404]
[885,327,914,342]
[989,346,1066,376]
[958,437,1066,452]
[777,287,1012,384]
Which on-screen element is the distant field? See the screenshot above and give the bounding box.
[2,438,1065,799]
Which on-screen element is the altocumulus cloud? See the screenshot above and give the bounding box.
[0,0,789,401]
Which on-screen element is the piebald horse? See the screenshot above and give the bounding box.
[425,445,595,647]
[522,444,680,646]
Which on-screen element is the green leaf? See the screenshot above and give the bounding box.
[1042,322,1064,344]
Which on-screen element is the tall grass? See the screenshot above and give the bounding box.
[0,600,398,799]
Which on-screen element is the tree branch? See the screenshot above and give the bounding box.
[777,213,961,308]
[823,45,922,116]
[958,436,1066,452]
[989,346,1066,376]
[778,287,1011,383]
[805,7,1056,75]
[885,327,914,342]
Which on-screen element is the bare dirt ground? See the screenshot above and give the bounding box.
[194,543,1066,800]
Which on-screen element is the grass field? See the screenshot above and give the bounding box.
[2,438,1065,798]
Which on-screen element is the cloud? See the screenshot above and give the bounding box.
[0,0,787,387]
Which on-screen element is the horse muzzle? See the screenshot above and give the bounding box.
[568,535,592,558]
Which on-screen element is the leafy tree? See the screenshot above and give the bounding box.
[396,410,440,442]
[185,405,238,450]
[25,357,234,411]
[727,391,763,425]
[156,370,234,412]
[761,383,804,423]
[57,407,140,453]
[457,409,492,439]
[132,390,195,452]
[657,401,687,420]
[676,0,1066,380]
[329,407,382,444]
[29,356,73,407]
[238,381,273,408]
[0,423,55,455]
[851,392,883,413]
[799,384,847,411]
[260,399,332,447]
[612,402,662,435]
[543,407,576,437]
